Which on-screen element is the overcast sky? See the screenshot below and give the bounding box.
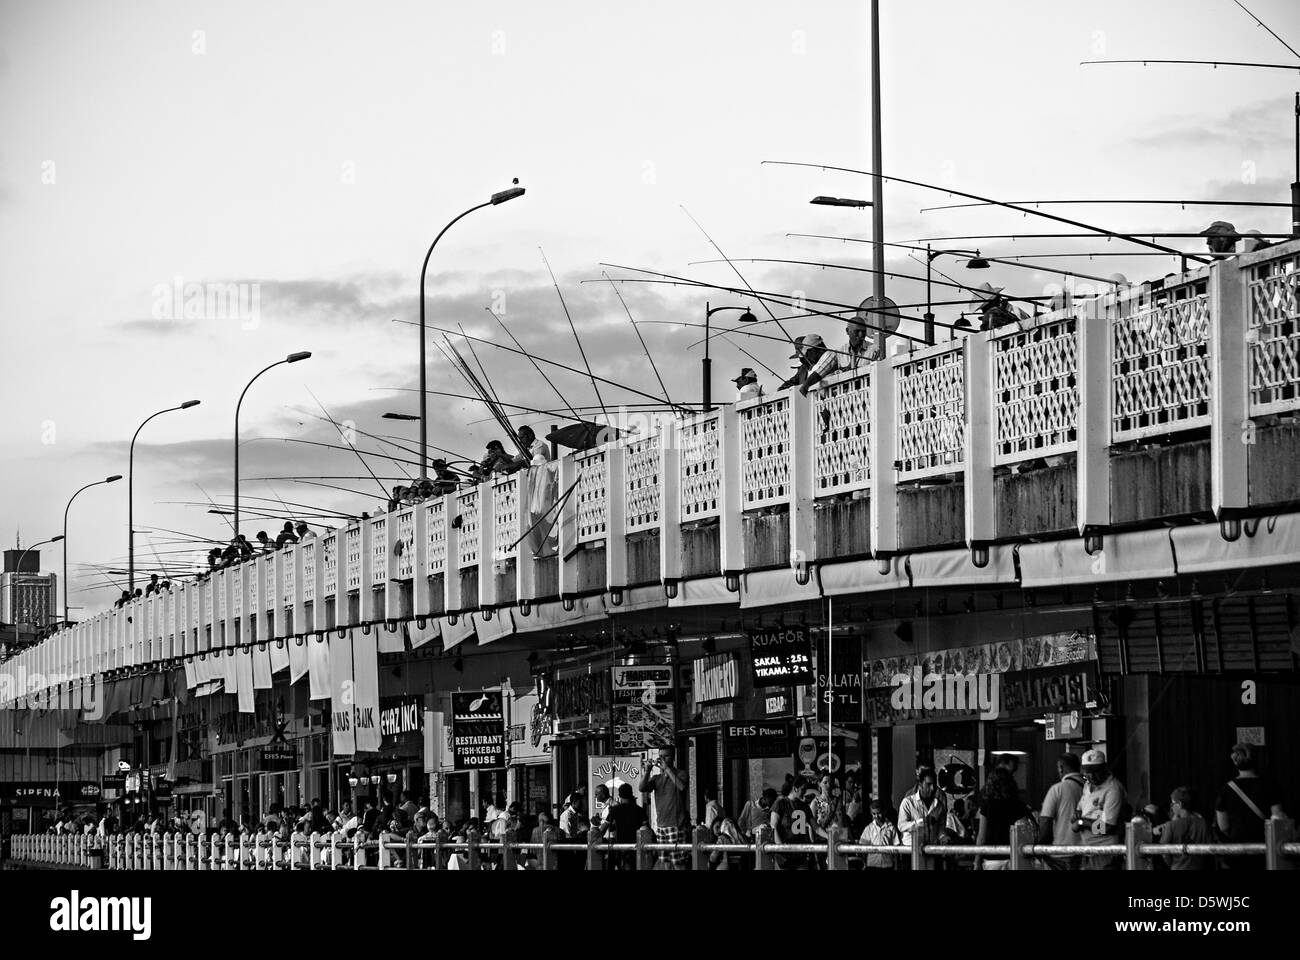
[1,0,1296,617]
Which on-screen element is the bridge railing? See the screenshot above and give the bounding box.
[8,817,1298,871]
[6,242,1300,704]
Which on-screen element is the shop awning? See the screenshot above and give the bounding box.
[904,545,1017,588]
[668,576,732,608]
[610,584,668,614]
[441,614,475,651]
[514,595,609,635]
[1019,528,1175,588]
[1171,512,1300,575]
[408,619,441,650]
[475,608,515,645]
[819,557,906,596]
[739,568,822,608]
[377,621,405,654]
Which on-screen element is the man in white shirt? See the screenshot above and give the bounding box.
[1075,749,1126,870]
[733,368,763,402]
[897,766,947,849]
[511,426,551,470]
[1038,752,1085,870]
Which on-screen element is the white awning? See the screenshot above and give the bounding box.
[475,608,516,645]
[1171,513,1300,574]
[408,618,441,650]
[1018,527,1175,588]
[441,614,476,651]
[610,584,668,614]
[668,576,733,608]
[905,545,1017,588]
[740,568,822,608]
[819,557,906,596]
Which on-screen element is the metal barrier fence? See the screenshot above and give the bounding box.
[7,819,1299,871]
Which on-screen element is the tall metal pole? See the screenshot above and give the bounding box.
[703,301,712,412]
[1292,91,1299,238]
[871,0,885,303]
[923,245,934,346]
[235,355,308,539]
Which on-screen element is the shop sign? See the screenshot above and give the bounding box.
[865,665,1098,725]
[748,627,814,688]
[1045,710,1084,741]
[379,696,424,748]
[612,664,675,754]
[554,663,612,735]
[0,781,101,805]
[816,634,862,723]
[761,688,792,717]
[587,755,645,822]
[795,736,847,779]
[692,654,739,704]
[864,632,1095,688]
[451,690,505,770]
[260,744,298,771]
[722,721,792,759]
[101,772,127,791]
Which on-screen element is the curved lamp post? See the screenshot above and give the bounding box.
[129,400,200,591]
[702,303,757,411]
[14,535,62,628]
[234,353,311,538]
[417,182,525,479]
[63,476,121,625]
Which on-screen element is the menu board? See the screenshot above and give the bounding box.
[611,664,675,754]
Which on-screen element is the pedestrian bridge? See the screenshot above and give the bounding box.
[3,240,1300,703]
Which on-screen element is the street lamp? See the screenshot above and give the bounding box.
[14,536,62,628]
[235,352,311,538]
[810,196,872,208]
[417,181,525,480]
[129,400,200,591]
[381,412,419,421]
[702,303,757,411]
[63,476,121,625]
[922,246,982,345]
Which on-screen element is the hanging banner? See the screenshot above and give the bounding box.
[452,690,505,769]
[816,633,862,724]
[253,644,273,690]
[351,627,381,753]
[236,646,255,715]
[864,632,1095,688]
[587,755,646,822]
[330,633,355,756]
[747,626,814,688]
[611,663,675,754]
[308,636,330,700]
[269,638,290,675]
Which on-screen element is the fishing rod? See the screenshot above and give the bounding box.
[600,270,680,411]
[294,407,477,465]
[762,159,1210,262]
[919,198,1291,213]
[907,232,1295,241]
[1232,0,1300,60]
[305,385,391,499]
[195,482,235,535]
[391,317,701,409]
[458,320,509,424]
[485,307,583,421]
[163,493,361,519]
[383,385,603,425]
[681,204,796,343]
[242,435,425,472]
[540,247,609,424]
[1080,59,1300,71]
[438,337,529,458]
[596,263,946,341]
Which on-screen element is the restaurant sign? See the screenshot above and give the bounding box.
[554,663,612,735]
[692,654,739,705]
[451,690,506,770]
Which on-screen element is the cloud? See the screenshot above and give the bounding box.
[1127,95,1294,150]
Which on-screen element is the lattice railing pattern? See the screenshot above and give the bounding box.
[232,568,243,619]
[302,541,316,603]
[208,578,216,625]
[1245,251,1300,416]
[344,527,362,590]
[370,516,388,586]
[576,450,608,543]
[426,500,447,574]
[895,346,965,479]
[395,509,415,579]
[624,435,661,534]
[282,548,294,605]
[679,414,721,519]
[814,370,871,497]
[322,534,338,596]
[457,489,480,567]
[191,585,200,630]
[248,563,258,614]
[1112,282,1210,441]
[493,476,519,561]
[740,396,790,509]
[993,312,1079,465]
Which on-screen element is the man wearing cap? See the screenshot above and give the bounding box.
[1038,752,1085,870]
[1074,748,1126,870]
[1202,220,1240,256]
[780,334,837,395]
[733,367,763,402]
[1215,742,1284,870]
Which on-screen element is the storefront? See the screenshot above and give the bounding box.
[549,657,615,808]
[507,683,554,821]
[863,630,1105,808]
[371,693,426,806]
[426,688,509,825]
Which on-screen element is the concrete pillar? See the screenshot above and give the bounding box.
[870,358,898,557]
[789,390,814,570]
[413,502,431,618]
[558,454,579,601]
[660,420,683,590]
[1077,296,1111,537]
[443,494,461,614]
[358,520,374,623]
[964,333,994,553]
[606,449,628,591]
[719,406,742,577]
[1209,258,1248,520]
